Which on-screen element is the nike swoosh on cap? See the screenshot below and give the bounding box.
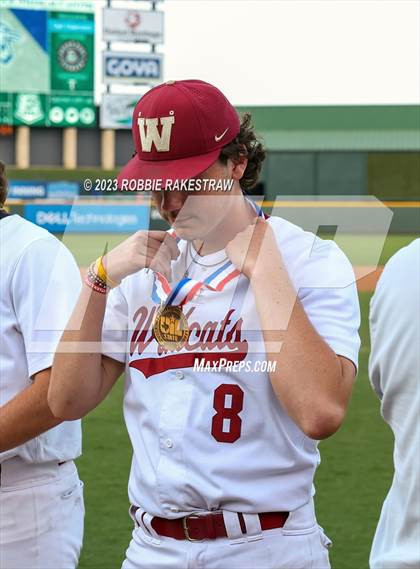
[214,128,229,142]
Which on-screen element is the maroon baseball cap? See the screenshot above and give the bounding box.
[117,79,240,186]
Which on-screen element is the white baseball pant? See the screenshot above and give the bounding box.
[0,457,84,569]
[121,499,332,569]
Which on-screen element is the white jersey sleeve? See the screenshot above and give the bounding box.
[0,215,82,463]
[295,240,360,368]
[11,237,82,377]
[368,239,420,569]
[268,217,361,370]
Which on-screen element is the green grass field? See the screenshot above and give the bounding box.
[59,232,416,569]
[62,232,415,268]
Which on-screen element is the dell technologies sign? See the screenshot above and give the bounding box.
[104,52,162,84]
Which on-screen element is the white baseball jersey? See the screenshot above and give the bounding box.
[0,214,82,464]
[369,239,420,569]
[102,215,360,518]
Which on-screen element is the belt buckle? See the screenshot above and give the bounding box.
[182,512,204,542]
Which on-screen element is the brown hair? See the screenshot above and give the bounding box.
[0,161,7,208]
[219,112,266,191]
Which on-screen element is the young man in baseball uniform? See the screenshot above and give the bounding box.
[369,239,420,569]
[49,79,360,569]
[0,161,84,568]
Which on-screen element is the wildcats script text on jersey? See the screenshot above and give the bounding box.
[128,304,248,379]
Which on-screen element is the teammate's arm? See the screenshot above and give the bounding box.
[227,219,356,440]
[48,231,179,420]
[0,368,60,452]
[0,362,121,451]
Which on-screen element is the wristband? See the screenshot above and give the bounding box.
[94,256,119,288]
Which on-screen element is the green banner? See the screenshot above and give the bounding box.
[0,6,95,127]
[50,12,94,93]
[1,1,94,13]
[48,95,95,126]
[0,93,96,127]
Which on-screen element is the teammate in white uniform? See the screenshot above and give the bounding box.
[0,161,84,569]
[49,80,360,569]
[369,239,420,569]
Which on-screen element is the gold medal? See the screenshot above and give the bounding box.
[153,305,190,351]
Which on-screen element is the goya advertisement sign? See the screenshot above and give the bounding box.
[103,52,163,84]
[0,5,95,127]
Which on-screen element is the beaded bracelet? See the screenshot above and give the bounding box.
[87,263,107,286]
[85,279,108,295]
[85,262,109,294]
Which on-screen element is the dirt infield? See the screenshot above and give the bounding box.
[80,266,384,292]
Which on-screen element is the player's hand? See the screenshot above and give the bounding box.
[226,218,281,280]
[101,231,180,284]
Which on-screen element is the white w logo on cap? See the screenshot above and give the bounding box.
[138,113,175,152]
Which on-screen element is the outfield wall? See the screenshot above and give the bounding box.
[5,198,419,234]
[1,106,419,209]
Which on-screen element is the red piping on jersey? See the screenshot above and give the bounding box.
[214,269,241,290]
[182,281,202,306]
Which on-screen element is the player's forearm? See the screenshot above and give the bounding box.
[49,283,107,420]
[251,264,348,439]
[0,369,61,452]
